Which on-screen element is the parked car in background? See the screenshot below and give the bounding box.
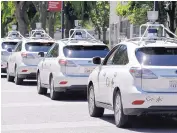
[37,28,110,100]
[7,28,54,85]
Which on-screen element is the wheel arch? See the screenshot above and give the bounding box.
[113,87,121,109]
[87,81,93,100]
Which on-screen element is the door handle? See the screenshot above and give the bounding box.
[114,72,117,77]
[103,73,106,77]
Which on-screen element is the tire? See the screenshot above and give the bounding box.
[6,66,14,82]
[114,91,129,128]
[14,67,23,85]
[50,76,60,100]
[37,72,47,95]
[88,85,104,117]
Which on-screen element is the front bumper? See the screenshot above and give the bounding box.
[54,75,88,92]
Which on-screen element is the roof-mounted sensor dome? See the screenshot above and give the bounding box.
[36,22,42,29]
[12,25,17,31]
[147,11,158,23]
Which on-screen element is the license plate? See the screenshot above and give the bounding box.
[84,68,94,74]
[169,80,177,89]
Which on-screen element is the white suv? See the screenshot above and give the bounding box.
[1,30,23,73]
[37,38,109,100]
[87,23,177,127]
[7,35,54,85]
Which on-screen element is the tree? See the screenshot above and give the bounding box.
[116,1,177,36]
[1,1,16,37]
[89,1,109,42]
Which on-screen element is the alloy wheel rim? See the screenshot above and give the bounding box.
[50,79,53,98]
[89,88,94,113]
[37,75,40,91]
[115,94,121,123]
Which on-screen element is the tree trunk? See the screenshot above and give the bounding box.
[168,2,176,37]
[48,12,55,38]
[102,28,107,43]
[39,1,47,30]
[14,2,28,36]
[65,18,75,38]
[1,23,6,38]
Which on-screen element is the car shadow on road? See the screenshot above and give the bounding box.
[22,80,37,86]
[1,74,7,78]
[100,114,177,133]
[45,92,87,102]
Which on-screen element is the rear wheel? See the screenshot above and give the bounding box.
[88,85,104,117]
[7,66,14,82]
[50,76,61,100]
[37,72,47,95]
[114,91,129,128]
[14,67,23,85]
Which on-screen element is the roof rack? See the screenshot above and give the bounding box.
[125,11,177,46]
[27,23,54,40]
[5,25,24,39]
[64,26,102,45]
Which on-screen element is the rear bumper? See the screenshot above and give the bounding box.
[18,73,37,79]
[17,65,37,79]
[54,75,88,92]
[122,91,177,115]
[124,106,177,116]
[1,61,7,69]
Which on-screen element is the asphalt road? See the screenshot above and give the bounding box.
[1,74,177,133]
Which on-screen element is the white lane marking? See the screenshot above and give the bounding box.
[1,121,116,131]
[2,102,86,108]
[2,90,36,93]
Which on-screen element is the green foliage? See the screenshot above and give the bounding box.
[116,1,153,25]
[1,1,15,24]
[90,1,110,30]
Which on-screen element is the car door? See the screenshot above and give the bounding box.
[106,45,129,105]
[8,42,22,74]
[41,44,58,85]
[96,45,119,103]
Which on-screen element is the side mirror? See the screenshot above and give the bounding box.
[38,51,44,57]
[7,48,12,53]
[93,56,101,65]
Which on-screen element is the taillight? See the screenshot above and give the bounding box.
[58,59,76,67]
[21,52,35,59]
[129,67,158,79]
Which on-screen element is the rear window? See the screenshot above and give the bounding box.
[63,45,109,58]
[2,42,18,50]
[25,42,53,52]
[135,47,177,66]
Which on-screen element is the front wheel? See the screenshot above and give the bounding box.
[88,85,104,117]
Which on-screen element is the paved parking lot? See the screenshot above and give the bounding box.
[1,74,177,133]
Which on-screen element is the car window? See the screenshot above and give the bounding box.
[112,45,129,65]
[63,45,109,58]
[136,47,177,66]
[102,45,119,65]
[46,43,59,58]
[1,41,18,50]
[14,42,22,52]
[25,42,53,52]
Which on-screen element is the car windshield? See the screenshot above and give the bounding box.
[1,42,18,50]
[135,47,177,66]
[63,45,109,58]
[25,42,53,52]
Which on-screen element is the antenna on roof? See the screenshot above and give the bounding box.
[6,25,24,39]
[137,11,177,45]
[28,22,53,40]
